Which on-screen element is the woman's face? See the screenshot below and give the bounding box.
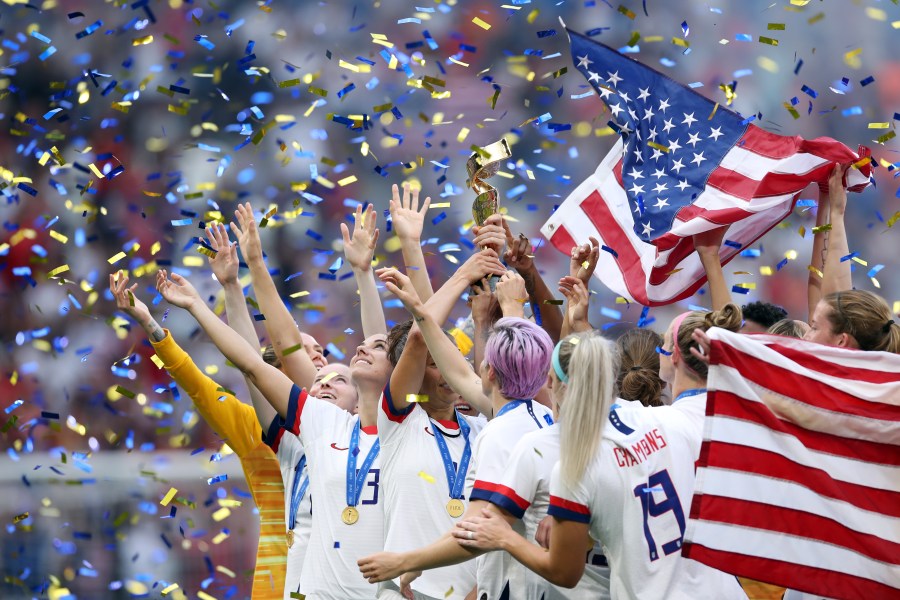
[309,364,358,413]
[349,334,392,386]
[803,300,847,347]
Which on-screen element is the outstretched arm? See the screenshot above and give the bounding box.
[808,183,831,320]
[390,183,434,302]
[694,226,731,312]
[231,203,318,390]
[206,223,278,431]
[453,508,589,588]
[378,267,491,412]
[358,500,506,582]
[821,164,852,297]
[342,203,387,338]
[156,270,294,418]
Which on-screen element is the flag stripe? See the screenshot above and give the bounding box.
[700,437,900,516]
[694,465,899,542]
[711,341,900,422]
[765,342,900,384]
[689,494,900,565]
[683,544,898,600]
[709,391,900,468]
[685,518,900,591]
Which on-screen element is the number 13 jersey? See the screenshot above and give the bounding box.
[549,398,746,600]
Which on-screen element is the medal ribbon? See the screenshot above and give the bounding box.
[345,420,381,508]
[431,410,472,501]
[289,455,310,532]
[496,399,551,429]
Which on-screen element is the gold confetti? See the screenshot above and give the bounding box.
[418,471,436,483]
[107,252,127,265]
[160,488,178,506]
[161,583,180,595]
[48,265,69,277]
[471,17,491,30]
[407,394,429,403]
[211,507,231,522]
[133,35,154,46]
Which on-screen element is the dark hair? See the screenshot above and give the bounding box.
[386,319,458,367]
[615,328,664,407]
[387,320,413,366]
[262,344,282,369]
[823,290,900,353]
[741,301,788,329]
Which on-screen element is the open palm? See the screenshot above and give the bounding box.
[341,204,379,272]
[156,269,201,310]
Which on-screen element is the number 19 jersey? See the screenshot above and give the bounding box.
[548,401,746,600]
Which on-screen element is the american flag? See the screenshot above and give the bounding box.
[682,328,900,600]
[541,30,872,306]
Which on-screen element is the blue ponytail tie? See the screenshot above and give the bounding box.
[551,340,569,384]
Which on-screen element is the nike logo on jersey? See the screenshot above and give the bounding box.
[424,426,461,438]
[330,443,349,451]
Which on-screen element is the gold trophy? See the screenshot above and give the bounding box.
[466,138,512,227]
[466,138,512,290]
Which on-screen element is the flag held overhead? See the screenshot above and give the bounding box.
[542,30,872,306]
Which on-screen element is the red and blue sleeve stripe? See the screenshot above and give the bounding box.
[487,484,531,520]
[381,384,414,424]
[285,384,307,436]
[262,415,286,452]
[548,495,591,524]
[470,479,515,505]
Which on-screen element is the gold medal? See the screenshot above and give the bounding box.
[286,529,294,548]
[446,499,465,518]
[341,506,359,525]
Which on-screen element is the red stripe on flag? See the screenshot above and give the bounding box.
[738,126,803,159]
[766,342,900,385]
[690,494,900,565]
[710,390,900,467]
[706,164,830,201]
[682,543,897,600]
[547,223,577,258]
[710,342,900,422]
[579,189,650,305]
[700,438,900,518]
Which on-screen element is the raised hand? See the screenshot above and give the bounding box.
[206,223,239,286]
[558,276,590,328]
[471,213,506,256]
[468,277,496,325]
[109,271,151,325]
[156,269,201,310]
[390,183,430,243]
[455,248,506,285]
[502,220,534,272]
[570,237,600,286]
[230,202,264,263]
[341,203,380,272]
[496,270,528,317]
[692,226,727,259]
[376,267,425,319]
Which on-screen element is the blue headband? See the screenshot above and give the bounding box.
[551,340,569,384]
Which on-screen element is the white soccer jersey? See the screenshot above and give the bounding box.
[467,399,555,600]
[548,399,746,600]
[264,419,312,599]
[488,425,610,600]
[283,384,383,600]
[378,386,488,600]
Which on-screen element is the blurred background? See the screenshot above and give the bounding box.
[1,0,897,598]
